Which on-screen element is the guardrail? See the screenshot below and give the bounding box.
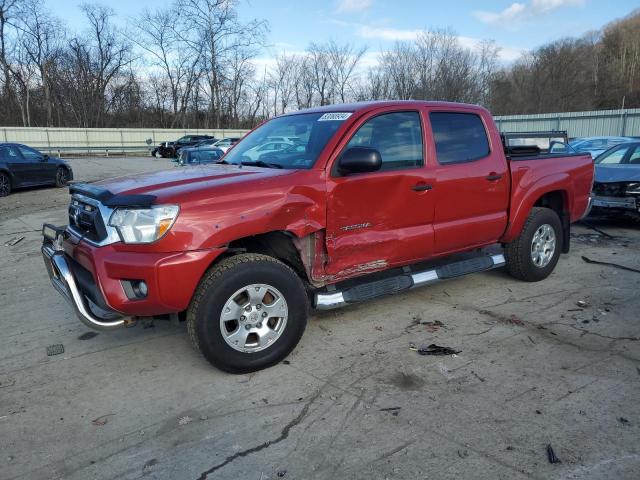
[41,146,152,158]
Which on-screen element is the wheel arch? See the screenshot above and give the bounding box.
[501,174,572,253]
[219,230,311,285]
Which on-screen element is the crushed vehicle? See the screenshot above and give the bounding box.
[591,141,640,218]
[151,135,216,158]
[41,101,593,373]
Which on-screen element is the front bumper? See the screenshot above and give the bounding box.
[42,224,226,330]
[42,234,128,331]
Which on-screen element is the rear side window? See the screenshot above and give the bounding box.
[345,111,423,171]
[430,112,490,164]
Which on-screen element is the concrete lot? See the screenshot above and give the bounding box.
[1,156,639,480]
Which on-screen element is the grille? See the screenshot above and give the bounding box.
[68,197,108,243]
[592,182,627,197]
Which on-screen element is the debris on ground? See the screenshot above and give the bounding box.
[4,236,25,247]
[457,449,469,458]
[78,332,98,341]
[422,320,445,332]
[178,416,193,425]
[277,470,287,477]
[578,220,615,239]
[417,344,461,356]
[379,407,401,413]
[91,413,115,426]
[546,444,561,464]
[471,370,486,382]
[46,344,64,356]
[582,255,640,274]
[618,417,630,425]
[143,458,158,473]
[576,300,589,308]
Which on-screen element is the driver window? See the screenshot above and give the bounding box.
[598,146,630,164]
[17,145,41,161]
[344,111,423,171]
[628,146,640,164]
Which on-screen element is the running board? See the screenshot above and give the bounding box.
[315,254,505,310]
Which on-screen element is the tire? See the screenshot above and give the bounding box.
[55,167,69,187]
[0,172,10,197]
[504,207,563,282]
[187,253,309,373]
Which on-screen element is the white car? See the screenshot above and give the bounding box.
[242,141,294,161]
[213,137,242,153]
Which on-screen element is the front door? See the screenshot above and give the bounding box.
[325,110,435,278]
[17,145,54,184]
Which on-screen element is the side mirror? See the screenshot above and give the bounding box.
[337,147,382,175]
[41,154,49,162]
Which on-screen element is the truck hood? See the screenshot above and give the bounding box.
[595,164,640,183]
[91,164,295,200]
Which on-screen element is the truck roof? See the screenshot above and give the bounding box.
[287,100,486,116]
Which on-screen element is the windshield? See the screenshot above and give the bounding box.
[224,112,350,169]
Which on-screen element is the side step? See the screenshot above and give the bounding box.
[315,254,505,310]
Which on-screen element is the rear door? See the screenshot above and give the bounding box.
[426,110,509,254]
[1,145,29,185]
[325,109,435,276]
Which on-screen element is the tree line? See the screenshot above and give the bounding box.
[0,0,638,129]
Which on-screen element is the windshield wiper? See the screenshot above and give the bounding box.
[239,160,283,169]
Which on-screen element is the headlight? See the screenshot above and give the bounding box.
[109,205,179,244]
[626,183,640,195]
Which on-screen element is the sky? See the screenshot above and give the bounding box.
[44,0,639,69]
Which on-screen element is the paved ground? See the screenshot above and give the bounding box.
[1,157,639,480]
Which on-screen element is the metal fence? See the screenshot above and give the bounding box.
[0,127,250,156]
[494,108,640,138]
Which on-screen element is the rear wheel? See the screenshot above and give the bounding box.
[55,167,69,187]
[187,253,308,373]
[0,172,10,196]
[504,207,562,282]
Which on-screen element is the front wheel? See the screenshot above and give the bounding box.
[55,167,69,187]
[504,207,563,282]
[187,253,308,373]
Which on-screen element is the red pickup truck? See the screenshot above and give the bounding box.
[42,101,593,373]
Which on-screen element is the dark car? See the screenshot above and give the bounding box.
[590,141,640,218]
[151,135,216,158]
[177,146,225,166]
[0,143,73,197]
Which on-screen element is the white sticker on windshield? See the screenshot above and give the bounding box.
[318,112,352,121]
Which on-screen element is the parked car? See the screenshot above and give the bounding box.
[151,135,216,158]
[569,136,634,158]
[590,141,640,217]
[240,140,294,161]
[213,137,241,153]
[178,146,225,166]
[0,143,73,197]
[41,101,593,373]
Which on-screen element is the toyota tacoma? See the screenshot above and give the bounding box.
[42,101,594,373]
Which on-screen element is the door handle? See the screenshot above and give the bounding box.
[486,174,502,181]
[411,183,432,192]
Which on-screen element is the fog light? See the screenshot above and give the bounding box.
[135,281,148,297]
[121,279,148,300]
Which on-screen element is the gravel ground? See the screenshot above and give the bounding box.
[1,156,639,480]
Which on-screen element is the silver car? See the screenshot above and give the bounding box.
[569,136,634,159]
